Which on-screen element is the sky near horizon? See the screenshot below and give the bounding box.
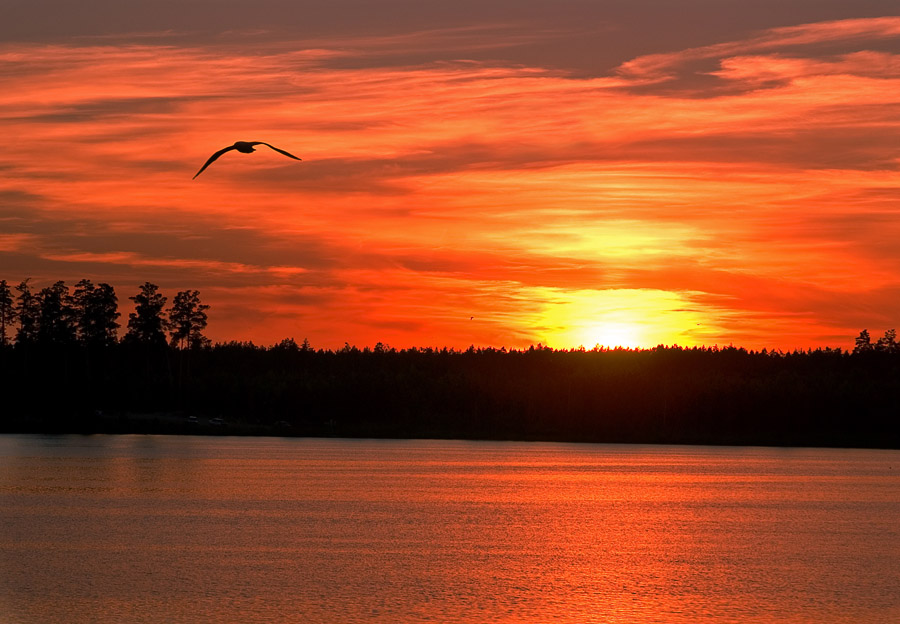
[2,1,900,350]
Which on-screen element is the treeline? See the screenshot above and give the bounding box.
[1,317,899,448]
[0,279,209,349]
[2,278,898,448]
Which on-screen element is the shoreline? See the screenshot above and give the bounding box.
[4,411,898,451]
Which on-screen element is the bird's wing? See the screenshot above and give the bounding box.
[192,145,236,179]
[256,142,302,161]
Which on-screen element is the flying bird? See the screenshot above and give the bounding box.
[193,141,302,179]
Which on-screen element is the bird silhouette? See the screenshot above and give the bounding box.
[193,141,301,179]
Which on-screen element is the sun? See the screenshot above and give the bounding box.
[533,287,715,350]
[581,322,644,349]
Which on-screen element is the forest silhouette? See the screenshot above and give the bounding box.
[1,278,898,449]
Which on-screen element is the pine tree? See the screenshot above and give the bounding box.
[37,281,77,345]
[876,329,898,354]
[167,290,210,349]
[0,280,14,347]
[125,282,168,346]
[14,280,40,345]
[853,329,873,354]
[74,279,120,347]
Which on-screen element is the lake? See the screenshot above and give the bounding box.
[1,435,898,623]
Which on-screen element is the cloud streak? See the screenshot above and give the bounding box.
[617,16,900,85]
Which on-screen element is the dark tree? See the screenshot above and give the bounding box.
[72,279,95,338]
[73,279,120,347]
[37,281,77,345]
[0,280,13,347]
[168,289,210,349]
[125,282,168,346]
[14,280,40,345]
[854,329,873,354]
[876,329,898,353]
[272,337,300,351]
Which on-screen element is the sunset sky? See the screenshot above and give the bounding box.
[3,1,900,350]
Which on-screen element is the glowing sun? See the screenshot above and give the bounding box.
[582,322,644,349]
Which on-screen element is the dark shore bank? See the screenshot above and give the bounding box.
[3,342,900,449]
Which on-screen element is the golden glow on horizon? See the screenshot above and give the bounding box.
[583,322,644,349]
[535,289,715,349]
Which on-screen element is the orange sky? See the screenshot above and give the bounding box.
[2,5,900,350]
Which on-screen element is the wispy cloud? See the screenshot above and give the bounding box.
[617,16,900,85]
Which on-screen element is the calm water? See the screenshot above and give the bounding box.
[1,435,899,623]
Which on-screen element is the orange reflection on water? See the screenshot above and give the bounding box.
[2,437,899,623]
